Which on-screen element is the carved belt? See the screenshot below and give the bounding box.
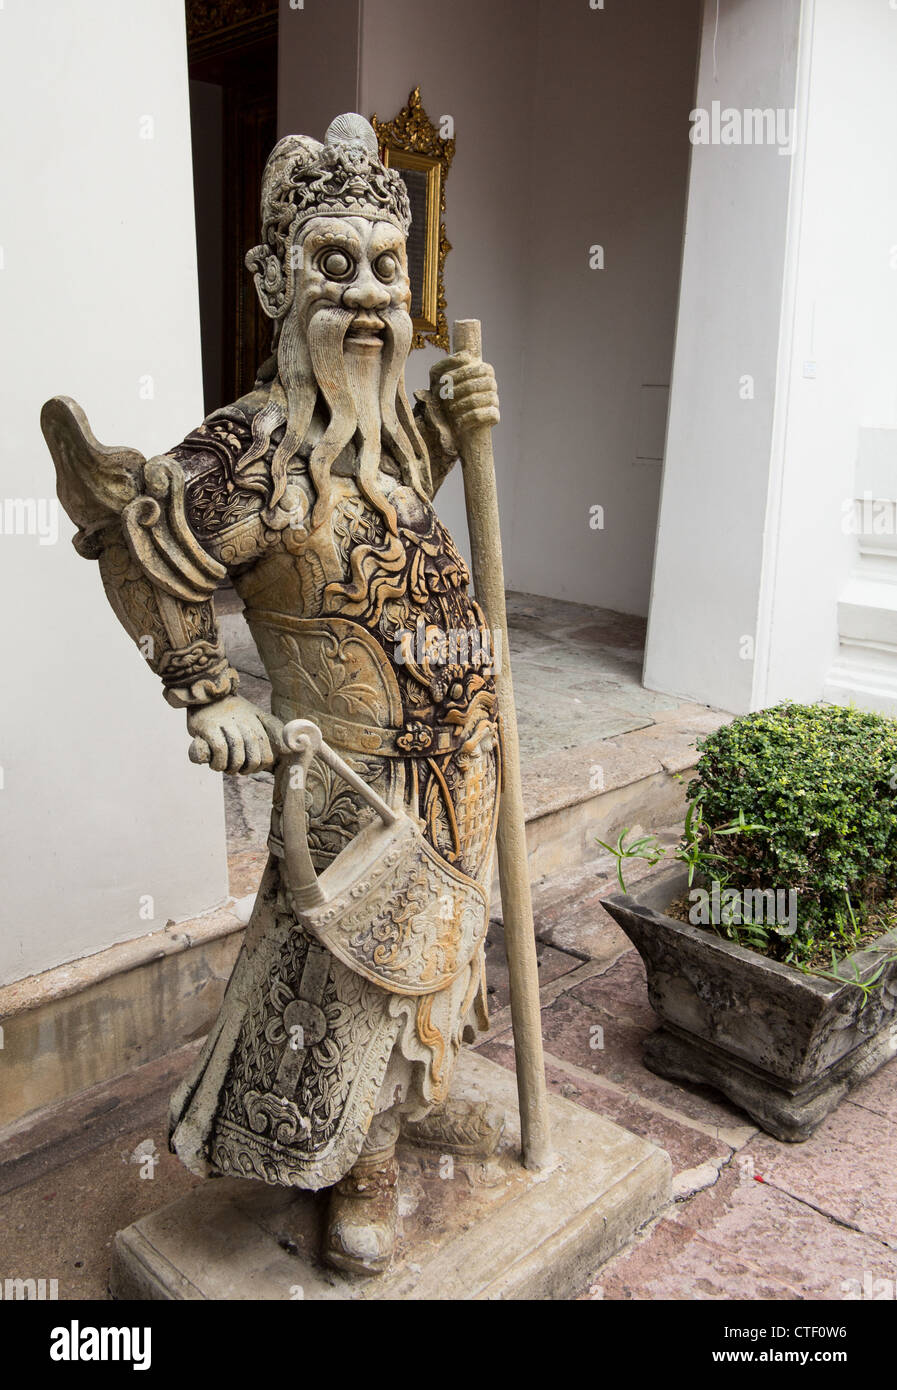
[243,607,475,759]
[310,710,469,759]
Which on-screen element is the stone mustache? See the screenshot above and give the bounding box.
[41,113,502,1275]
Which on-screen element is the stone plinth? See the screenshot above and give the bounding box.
[110,1051,670,1301]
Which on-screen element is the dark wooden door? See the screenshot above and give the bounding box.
[226,79,277,403]
[188,6,278,411]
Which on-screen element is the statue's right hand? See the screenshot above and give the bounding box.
[187,696,284,775]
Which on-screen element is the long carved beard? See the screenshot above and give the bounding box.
[307,305,394,533]
[236,302,430,528]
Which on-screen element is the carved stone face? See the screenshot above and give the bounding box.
[241,211,427,521]
[292,215,412,357]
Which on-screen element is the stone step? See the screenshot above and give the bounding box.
[519,710,724,880]
[484,829,683,1036]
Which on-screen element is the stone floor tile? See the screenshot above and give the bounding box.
[227,639,269,681]
[227,846,268,899]
[593,1220,797,1301]
[493,856,647,963]
[743,1096,897,1249]
[591,1162,897,1300]
[234,671,272,709]
[527,1044,732,1175]
[521,739,663,820]
[483,922,580,1012]
[224,773,276,856]
[0,1104,202,1301]
[567,948,658,1031]
[849,1053,897,1124]
[532,988,752,1133]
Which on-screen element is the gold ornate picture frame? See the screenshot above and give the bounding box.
[371,87,454,350]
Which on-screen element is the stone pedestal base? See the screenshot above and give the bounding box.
[643,1025,897,1143]
[110,1051,670,1301]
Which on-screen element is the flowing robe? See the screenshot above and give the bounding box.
[60,387,501,1190]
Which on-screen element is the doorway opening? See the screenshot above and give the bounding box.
[187,2,278,414]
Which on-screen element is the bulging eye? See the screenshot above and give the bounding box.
[319,249,353,280]
[373,252,398,282]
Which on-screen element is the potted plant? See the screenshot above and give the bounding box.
[600,702,897,1142]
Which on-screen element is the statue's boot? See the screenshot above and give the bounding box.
[402,1098,504,1158]
[323,1113,399,1276]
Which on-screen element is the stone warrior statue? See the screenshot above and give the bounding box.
[42,114,504,1275]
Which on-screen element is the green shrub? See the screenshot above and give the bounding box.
[689,701,897,960]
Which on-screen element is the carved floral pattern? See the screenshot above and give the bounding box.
[210,911,399,1188]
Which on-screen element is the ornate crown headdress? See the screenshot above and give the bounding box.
[246,113,411,319]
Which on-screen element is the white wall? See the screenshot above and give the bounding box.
[0,0,228,985]
[278,0,362,140]
[514,0,700,615]
[358,0,539,567]
[644,0,803,711]
[758,0,897,704]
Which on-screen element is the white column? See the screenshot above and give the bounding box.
[761,0,897,711]
[646,0,897,717]
[643,0,804,712]
[0,0,228,985]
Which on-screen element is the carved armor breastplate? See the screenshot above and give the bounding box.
[239,476,501,888]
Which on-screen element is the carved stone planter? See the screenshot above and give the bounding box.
[602,868,897,1142]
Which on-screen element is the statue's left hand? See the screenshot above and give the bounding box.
[427,354,500,437]
[187,695,284,775]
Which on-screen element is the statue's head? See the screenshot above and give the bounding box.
[242,115,429,524]
[247,113,411,332]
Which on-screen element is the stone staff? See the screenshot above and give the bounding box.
[452,317,553,1170]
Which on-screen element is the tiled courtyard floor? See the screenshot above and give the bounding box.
[3,869,894,1301]
[480,861,897,1299]
[1,594,893,1300]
